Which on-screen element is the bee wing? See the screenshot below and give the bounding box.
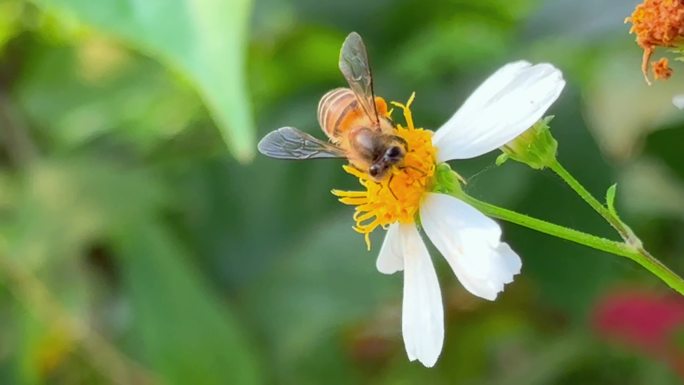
[258,127,346,160]
[339,32,379,126]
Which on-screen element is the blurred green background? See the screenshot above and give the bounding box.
[1,0,684,384]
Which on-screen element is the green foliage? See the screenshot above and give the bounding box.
[431,163,464,196]
[606,184,618,217]
[1,0,684,383]
[501,115,558,170]
[31,0,255,160]
[114,223,262,385]
[17,45,200,151]
[244,216,397,384]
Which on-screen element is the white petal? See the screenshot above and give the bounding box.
[490,243,522,286]
[420,193,520,300]
[376,223,403,274]
[433,61,565,162]
[673,94,684,109]
[420,194,500,279]
[400,223,444,367]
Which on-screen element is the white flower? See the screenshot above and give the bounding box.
[377,61,565,367]
[673,94,684,109]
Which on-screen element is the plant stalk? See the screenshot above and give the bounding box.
[457,193,684,296]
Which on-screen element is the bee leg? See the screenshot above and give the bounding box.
[386,174,399,200]
[398,165,426,176]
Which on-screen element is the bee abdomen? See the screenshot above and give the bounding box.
[317,87,359,140]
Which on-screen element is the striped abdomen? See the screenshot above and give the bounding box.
[317,88,367,143]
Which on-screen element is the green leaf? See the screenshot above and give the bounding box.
[495,153,509,166]
[32,0,255,161]
[0,0,22,50]
[17,45,201,151]
[606,183,618,217]
[113,223,262,385]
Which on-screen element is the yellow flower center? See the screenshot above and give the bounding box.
[332,94,437,250]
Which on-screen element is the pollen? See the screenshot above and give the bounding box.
[626,0,684,83]
[332,94,437,250]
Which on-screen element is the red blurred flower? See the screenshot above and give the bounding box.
[592,289,684,377]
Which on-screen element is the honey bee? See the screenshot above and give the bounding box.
[258,32,407,180]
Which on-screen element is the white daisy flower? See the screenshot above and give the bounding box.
[333,61,565,367]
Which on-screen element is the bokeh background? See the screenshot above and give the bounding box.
[1,0,684,384]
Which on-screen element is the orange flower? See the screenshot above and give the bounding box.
[653,58,673,79]
[626,0,684,83]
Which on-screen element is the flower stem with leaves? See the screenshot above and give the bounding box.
[548,160,638,246]
[463,192,684,296]
[466,117,684,296]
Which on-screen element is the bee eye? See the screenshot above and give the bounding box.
[387,146,401,158]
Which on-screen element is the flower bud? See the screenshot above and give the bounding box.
[498,116,558,170]
[431,163,464,196]
[653,58,673,80]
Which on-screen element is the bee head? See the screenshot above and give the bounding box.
[368,163,385,179]
[383,144,405,164]
[368,139,407,180]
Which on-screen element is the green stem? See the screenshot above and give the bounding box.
[457,193,684,296]
[544,159,684,295]
[548,159,639,246]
